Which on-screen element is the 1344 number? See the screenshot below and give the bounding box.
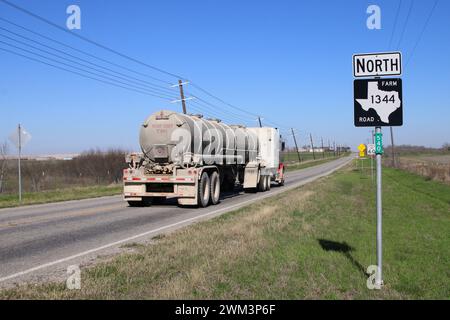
[370,94,395,104]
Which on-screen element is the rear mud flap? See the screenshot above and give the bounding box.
[243,165,259,189]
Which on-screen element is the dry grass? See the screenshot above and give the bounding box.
[387,157,450,184]
[0,184,122,209]
[1,162,448,300]
[1,189,315,299]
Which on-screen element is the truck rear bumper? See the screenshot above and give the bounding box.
[123,173,198,201]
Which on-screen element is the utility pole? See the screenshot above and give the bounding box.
[291,128,302,163]
[321,137,325,159]
[328,139,331,158]
[390,126,396,167]
[258,116,262,128]
[333,141,336,157]
[310,134,316,160]
[177,79,187,114]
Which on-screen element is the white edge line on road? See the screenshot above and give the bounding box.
[0,157,353,283]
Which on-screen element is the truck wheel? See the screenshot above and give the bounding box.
[266,176,271,191]
[258,175,267,192]
[128,201,141,207]
[210,171,220,205]
[198,172,210,207]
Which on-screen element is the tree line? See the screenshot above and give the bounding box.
[0,148,127,194]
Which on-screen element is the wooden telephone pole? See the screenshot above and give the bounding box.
[178,79,187,114]
[390,126,396,167]
[291,128,302,163]
[310,133,316,160]
[321,137,325,159]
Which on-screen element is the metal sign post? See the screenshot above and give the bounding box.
[8,124,32,205]
[375,127,383,287]
[353,51,404,289]
[18,124,22,203]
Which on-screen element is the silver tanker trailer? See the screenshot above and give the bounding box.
[123,110,285,207]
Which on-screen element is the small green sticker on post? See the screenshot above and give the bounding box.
[375,133,383,155]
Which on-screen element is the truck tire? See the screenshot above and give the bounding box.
[128,201,141,207]
[198,171,210,207]
[210,171,220,205]
[266,176,271,191]
[258,175,267,192]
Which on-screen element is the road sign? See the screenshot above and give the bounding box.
[375,133,383,155]
[353,52,402,77]
[358,143,366,157]
[8,124,32,205]
[354,78,403,127]
[367,143,375,156]
[8,125,32,149]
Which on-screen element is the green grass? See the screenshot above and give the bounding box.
[285,156,343,172]
[1,159,448,299]
[283,151,336,163]
[0,184,122,209]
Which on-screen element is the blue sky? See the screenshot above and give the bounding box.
[0,0,449,154]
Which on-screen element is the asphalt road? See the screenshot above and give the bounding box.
[0,156,353,287]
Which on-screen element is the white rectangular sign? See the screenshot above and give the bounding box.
[367,144,376,156]
[353,52,402,78]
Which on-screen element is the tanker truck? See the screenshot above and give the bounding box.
[123,110,285,207]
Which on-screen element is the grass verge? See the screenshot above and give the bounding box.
[0,157,344,209]
[285,157,342,172]
[1,159,448,299]
[0,185,122,209]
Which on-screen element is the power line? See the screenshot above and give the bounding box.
[396,0,414,49]
[189,82,259,118]
[405,0,439,69]
[0,30,180,98]
[0,39,178,99]
[189,81,291,130]
[0,12,280,129]
[388,0,403,49]
[0,46,172,100]
[0,1,291,131]
[188,104,245,125]
[0,0,184,80]
[186,100,247,125]
[189,100,253,125]
[0,16,173,85]
[189,94,256,123]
